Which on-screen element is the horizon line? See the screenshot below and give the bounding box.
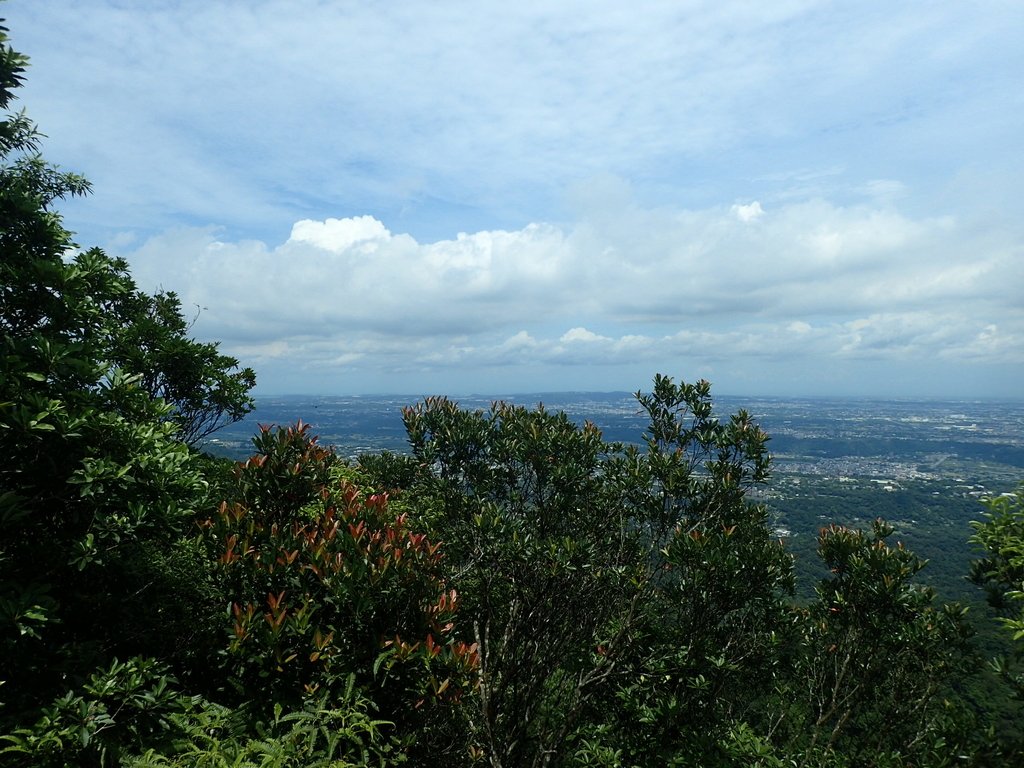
[249,390,1024,403]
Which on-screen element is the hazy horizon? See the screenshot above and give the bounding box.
[250,388,1024,404]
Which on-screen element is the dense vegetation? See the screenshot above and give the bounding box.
[2,18,1023,766]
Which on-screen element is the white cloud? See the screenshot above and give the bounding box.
[732,201,765,222]
[289,216,391,253]
[118,194,1024,396]
[501,331,538,350]
[561,327,611,343]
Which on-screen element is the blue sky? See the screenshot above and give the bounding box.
[6,1,1023,397]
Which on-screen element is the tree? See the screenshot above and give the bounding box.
[776,520,976,766]
[0,30,253,455]
[391,376,794,767]
[0,15,244,737]
[971,483,1024,694]
[202,422,476,761]
[108,289,255,446]
[399,397,634,767]
[204,424,476,706]
[584,376,794,766]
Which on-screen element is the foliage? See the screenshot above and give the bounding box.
[127,675,398,768]
[0,13,248,741]
[0,656,193,768]
[777,520,976,765]
[400,396,641,767]
[587,376,794,766]
[972,485,1024,637]
[202,422,476,752]
[109,289,256,446]
[2,661,399,768]
[395,376,794,767]
[971,484,1024,695]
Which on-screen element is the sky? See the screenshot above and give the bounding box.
[5,1,1023,398]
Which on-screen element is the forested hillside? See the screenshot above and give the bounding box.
[2,19,1024,767]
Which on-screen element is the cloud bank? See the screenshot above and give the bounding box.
[122,194,1023,395]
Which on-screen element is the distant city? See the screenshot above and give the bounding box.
[208,393,1024,485]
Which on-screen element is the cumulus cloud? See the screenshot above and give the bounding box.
[560,327,611,343]
[118,194,1024,395]
[732,201,765,222]
[290,216,391,253]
